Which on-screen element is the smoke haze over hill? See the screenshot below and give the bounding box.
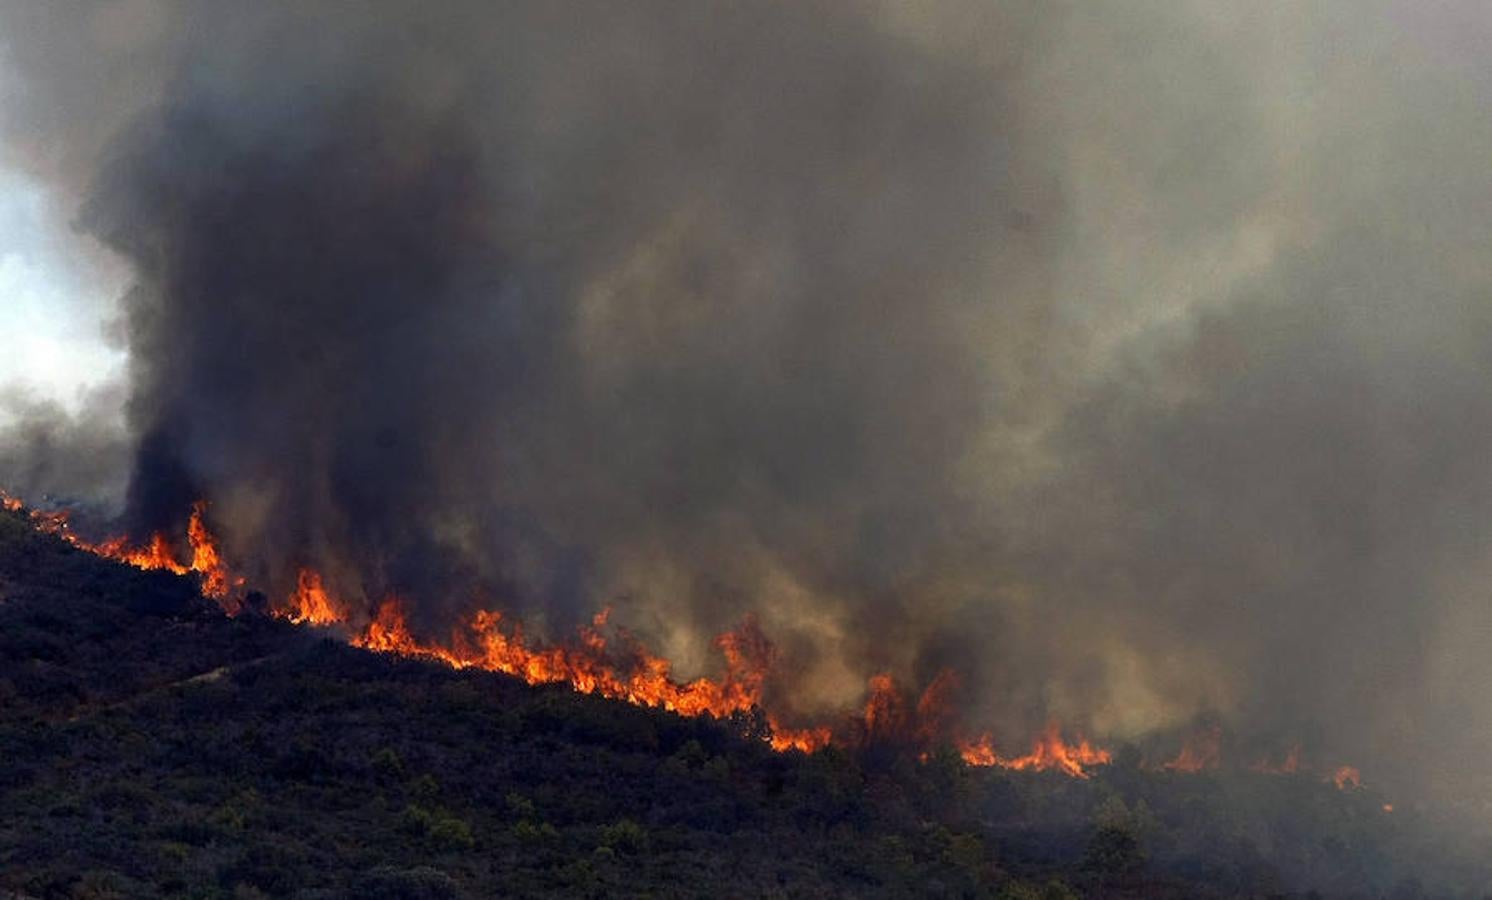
[3,0,1492,815]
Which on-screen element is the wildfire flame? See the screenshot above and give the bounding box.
[956,724,1112,778]
[1250,743,1302,775]
[1165,723,1223,772]
[9,488,839,755]
[1246,746,1377,797]
[286,568,344,625]
[3,489,1369,783]
[186,504,236,598]
[345,595,835,752]
[862,673,912,742]
[96,531,189,575]
[858,671,1111,776]
[23,499,238,601]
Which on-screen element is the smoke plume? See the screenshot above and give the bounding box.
[4,0,1492,808]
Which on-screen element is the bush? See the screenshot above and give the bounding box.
[428,816,475,851]
[1084,825,1144,875]
[511,819,560,844]
[371,747,405,779]
[505,791,536,820]
[599,819,649,855]
[403,805,476,850]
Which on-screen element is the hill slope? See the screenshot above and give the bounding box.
[0,506,1477,898]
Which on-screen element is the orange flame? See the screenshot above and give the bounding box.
[346,595,833,752]
[32,506,186,576]
[352,610,1110,769]
[862,673,911,742]
[29,500,238,602]
[1250,743,1302,775]
[957,735,999,768]
[864,671,1111,776]
[354,596,423,654]
[286,568,344,625]
[1165,723,1223,772]
[0,490,23,512]
[1002,723,1113,776]
[914,669,962,746]
[956,723,1112,778]
[186,502,237,598]
[24,493,1354,779]
[97,531,188,575]
[770,723,832,753]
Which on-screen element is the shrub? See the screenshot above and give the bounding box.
[428,816,475,851]
[1084,825,1145,875]
[511,819,560,844]
[401,803,477,851]
[599,819,649,855]
[505,791,536,820]
[371,747,405,779]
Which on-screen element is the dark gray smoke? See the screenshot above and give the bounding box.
[4,0,1492,813]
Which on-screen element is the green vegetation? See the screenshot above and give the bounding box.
[0,507,1483,898]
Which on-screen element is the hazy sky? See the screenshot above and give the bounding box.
[0,160,126,414]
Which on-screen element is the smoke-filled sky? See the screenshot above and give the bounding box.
[2,0,1492,809]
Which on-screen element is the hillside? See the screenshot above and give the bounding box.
[0,505,1477,899]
